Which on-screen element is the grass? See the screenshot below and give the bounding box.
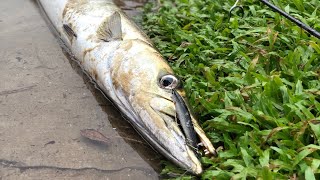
[142,0,320,179]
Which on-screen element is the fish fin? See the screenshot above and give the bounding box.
[97,12,122,42]
[63,24,77,38]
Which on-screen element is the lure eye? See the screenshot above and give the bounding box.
[159,74,179,89]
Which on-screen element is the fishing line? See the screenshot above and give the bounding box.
[229,0,320,39]
[259,0,320,39]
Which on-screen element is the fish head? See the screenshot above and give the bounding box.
[110,40,215,174]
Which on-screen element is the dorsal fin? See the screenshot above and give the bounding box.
[97,12,122,42]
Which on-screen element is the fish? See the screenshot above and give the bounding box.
[37,0,215,174]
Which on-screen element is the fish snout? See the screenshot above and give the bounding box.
[148,94,204,174]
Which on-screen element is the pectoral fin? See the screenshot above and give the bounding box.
[97,11,122,42]
[63,24,77,38]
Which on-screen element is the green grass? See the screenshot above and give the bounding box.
[142,0,320,179]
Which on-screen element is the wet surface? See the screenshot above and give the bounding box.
[0,0,162,179]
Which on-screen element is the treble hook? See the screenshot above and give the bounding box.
[229,0,244,18]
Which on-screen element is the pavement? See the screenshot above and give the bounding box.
[0,0,160,179]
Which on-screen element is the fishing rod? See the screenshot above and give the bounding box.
[230,0,320,39]
[260,0,320,39]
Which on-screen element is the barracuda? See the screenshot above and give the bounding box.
[38,0,215,174]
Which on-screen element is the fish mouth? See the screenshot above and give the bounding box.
[142,90,204,174]
[154,90,200,154]
[122,110,202,174]
[154,112,203,174]
[114,85,214,174]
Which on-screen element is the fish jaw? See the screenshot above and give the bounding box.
[136,96,203,174]
[105,40,215,174]
[121,91,204,174]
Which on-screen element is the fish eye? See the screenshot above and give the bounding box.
[159,74,179,89]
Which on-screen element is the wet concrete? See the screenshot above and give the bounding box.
[0,0,161,179]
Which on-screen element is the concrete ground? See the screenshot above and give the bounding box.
[0,0,160,179]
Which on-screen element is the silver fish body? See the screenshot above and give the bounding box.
[38,0,215,174]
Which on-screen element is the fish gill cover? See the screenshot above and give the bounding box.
[142,0,320,179]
